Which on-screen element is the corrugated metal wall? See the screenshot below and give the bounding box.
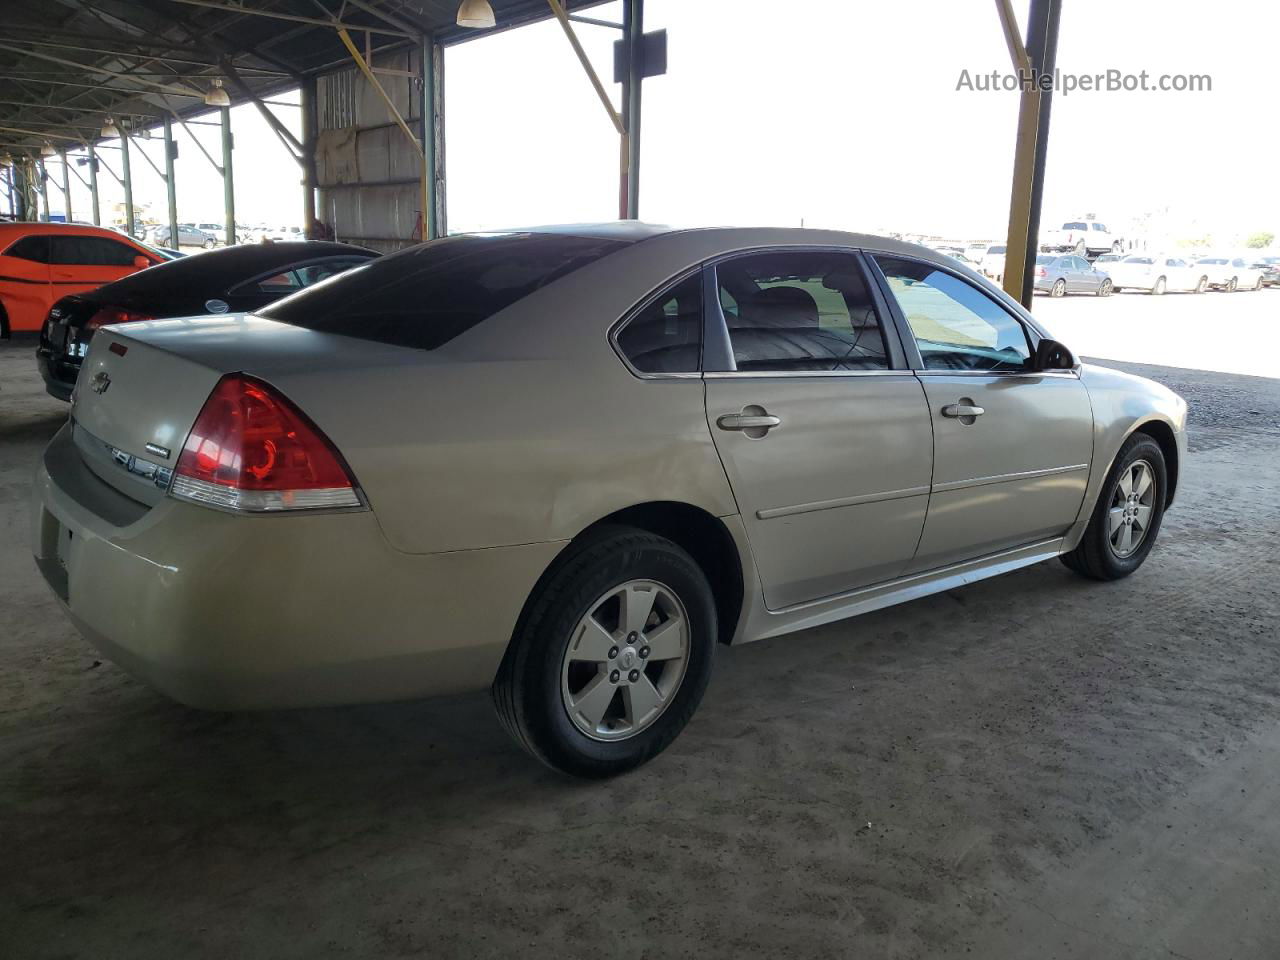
[316,47,423,253]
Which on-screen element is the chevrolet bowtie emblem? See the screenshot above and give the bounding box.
[89,371,111,395]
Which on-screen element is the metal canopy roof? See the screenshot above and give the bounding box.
[0,0,606,153]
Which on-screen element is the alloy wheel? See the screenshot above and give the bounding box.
[1108,459,1157,558]
[560,579,691,741]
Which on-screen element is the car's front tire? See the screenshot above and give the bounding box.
[493,526,716,778]
[1061,433,1167,581]
[1051,278,1067,298]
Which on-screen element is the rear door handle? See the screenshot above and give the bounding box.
[717,414,781,430]
[941,403,985,418]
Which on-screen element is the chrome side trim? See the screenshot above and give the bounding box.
[914,369,1080,379]
[741,537,1065,642]
[931,463,1089,494]
[704,369,911,379]
[756,484,929,520]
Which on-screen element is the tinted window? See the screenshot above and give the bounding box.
[1034,254,1055,265]
[615,273,702,373]
[261,233,628,351]
[1092,223,1107,231]
[229,257,371,296]
[1064,222,1088,231]
[875,256,1032,372]
[50,235,140,266]
[5,235,50,263]
[716,250,889,372]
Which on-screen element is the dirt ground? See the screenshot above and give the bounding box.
[2,332,1278,960]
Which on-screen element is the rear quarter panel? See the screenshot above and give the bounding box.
[262,236,753,554]
[0,253,51,331]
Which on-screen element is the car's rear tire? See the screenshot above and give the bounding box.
[1061,433,1167,581]
[1228,277,1239,292]
[0,304,9,339]
[1195,276,1207,294]
[492,526,716,778]
[1051,278,1067,298]
[1098,278,1113,297]
[1151,276,1166,295]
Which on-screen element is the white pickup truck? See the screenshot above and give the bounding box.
[1040,219,1122,258]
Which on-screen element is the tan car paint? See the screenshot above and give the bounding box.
[32,225,1188,711]
[704,373,933,609]
[907,372,1094,571]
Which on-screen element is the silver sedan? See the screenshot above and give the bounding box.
[32,225,1187,777]
[1034,253,1114,297]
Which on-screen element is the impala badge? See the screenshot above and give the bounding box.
[145,442,171,460]
[89,371,111,395]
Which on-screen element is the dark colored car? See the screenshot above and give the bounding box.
[37,241,376,400]
[1254,256,1280,287]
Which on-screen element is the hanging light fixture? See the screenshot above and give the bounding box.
[456,0,495,28]
[204,78,231,107]
[41,142,58,157]
[100,117,121,138]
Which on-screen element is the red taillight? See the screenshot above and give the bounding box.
[171,374,361,512]
[86,305,154,329]
[1036,267,1047,277]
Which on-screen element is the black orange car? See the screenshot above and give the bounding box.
[0,222,165,336]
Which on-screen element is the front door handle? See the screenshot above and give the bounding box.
[716,406,781,437]
[941,404,984,418]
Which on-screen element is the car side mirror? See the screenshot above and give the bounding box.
[1034,337,1076,371]
[132,255,150,269]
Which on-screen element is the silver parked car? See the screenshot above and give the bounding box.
[1033,253,1113,297]
[31,225,1187,777]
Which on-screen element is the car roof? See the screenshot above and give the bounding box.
[72,240,378,303]
[0,221,144,241]
[486,222,991,266]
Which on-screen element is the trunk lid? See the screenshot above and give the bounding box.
[70,314,423,507]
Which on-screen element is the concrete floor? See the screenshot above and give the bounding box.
[2,330,1278,959]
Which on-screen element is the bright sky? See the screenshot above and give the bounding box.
[46,91,303,232]
[446,0,1280,246]
[32,0,1280,248]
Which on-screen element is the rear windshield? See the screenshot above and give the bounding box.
[260,233,629,350]
[1035,254,1055,265]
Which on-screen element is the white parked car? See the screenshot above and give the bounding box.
[1195,256,1264,292]
[968,243,1006,281]
[1108,254,1208,295]
[1041,220,1121,257]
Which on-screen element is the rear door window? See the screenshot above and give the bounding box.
[715,250,890,372]
[230,258,379,297]
[260,233,629,350]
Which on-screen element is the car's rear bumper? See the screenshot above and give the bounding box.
[35,347,77,401]
[31,424,564,710]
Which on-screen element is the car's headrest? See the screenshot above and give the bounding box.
[739,285,819,328]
